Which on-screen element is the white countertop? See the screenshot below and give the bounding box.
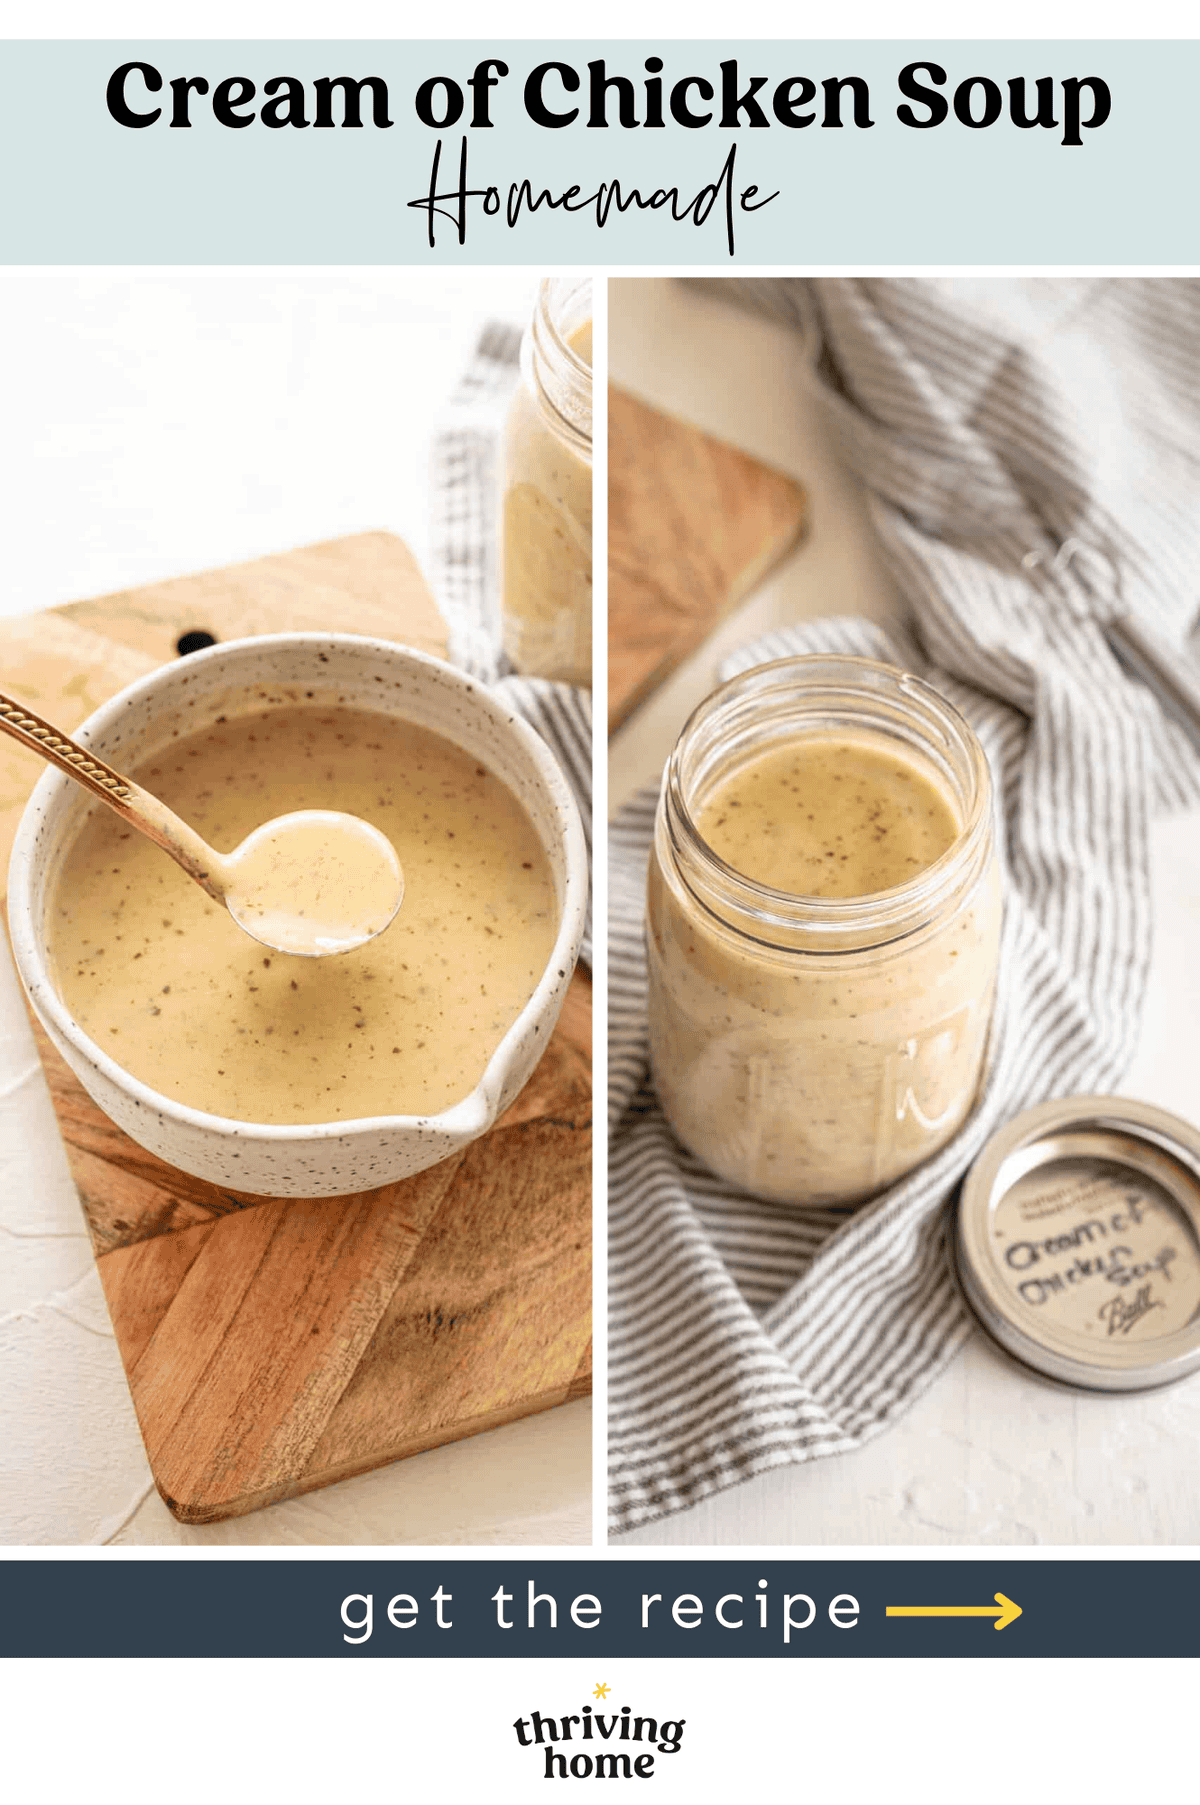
[610,276,1200,1548]
[0,270,591,1546]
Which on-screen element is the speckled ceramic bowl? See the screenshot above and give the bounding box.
[8,633,587,1197]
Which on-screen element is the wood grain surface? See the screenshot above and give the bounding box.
[0,533,592,1525]
[608,386,809,733]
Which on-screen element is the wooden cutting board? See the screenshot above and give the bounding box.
[0,533,591,1525]
[608,386,810,733]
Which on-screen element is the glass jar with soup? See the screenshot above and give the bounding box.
[501,276,592,686]
[646,655,1003,1207]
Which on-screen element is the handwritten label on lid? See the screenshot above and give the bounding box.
[989,1156,1200,1344]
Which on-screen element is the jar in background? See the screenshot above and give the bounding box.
[501,277,592,686]
[646,655,1003,1207]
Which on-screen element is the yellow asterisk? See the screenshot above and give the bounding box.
[593,1683,611,1699]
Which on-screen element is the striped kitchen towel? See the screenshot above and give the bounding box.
[430,321,592,965]
[609,277,1200,1536]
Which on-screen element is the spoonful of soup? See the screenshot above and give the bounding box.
[0,691,404,957]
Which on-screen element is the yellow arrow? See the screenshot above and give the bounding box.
[886,1593,1022,1632]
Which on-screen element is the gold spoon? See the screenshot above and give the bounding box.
[1,691,405,958]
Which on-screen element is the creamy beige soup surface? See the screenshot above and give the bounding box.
[696,736,960,898]
[649,731,1001,1206]
[50,706,557,1125]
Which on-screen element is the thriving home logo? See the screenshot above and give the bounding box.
[513,1702,686,1780]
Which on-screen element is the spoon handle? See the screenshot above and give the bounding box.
[0,691,137,806]
[0,688,225,901]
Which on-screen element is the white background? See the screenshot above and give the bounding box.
[3,1639,1192,1801]
[11,2,1182,37]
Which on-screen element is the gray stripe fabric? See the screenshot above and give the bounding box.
[608,277,1200,1536]
[431,324,592,966]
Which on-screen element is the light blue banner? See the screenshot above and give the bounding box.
[0,41,1189,263]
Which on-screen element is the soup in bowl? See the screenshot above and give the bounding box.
[7,633,588,1197]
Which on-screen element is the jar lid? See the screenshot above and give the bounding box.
[953,1095,1200,1392]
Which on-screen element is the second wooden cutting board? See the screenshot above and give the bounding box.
[608,385,809,734]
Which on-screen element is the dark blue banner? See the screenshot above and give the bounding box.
[0,1560,1191,1657]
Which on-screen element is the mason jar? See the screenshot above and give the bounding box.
[500,277,592,686]
[646,655,1003,1207]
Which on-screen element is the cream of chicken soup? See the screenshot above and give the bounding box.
[501,279,592,686]
[50,705,557,1125]
[646,657,1002,1206]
